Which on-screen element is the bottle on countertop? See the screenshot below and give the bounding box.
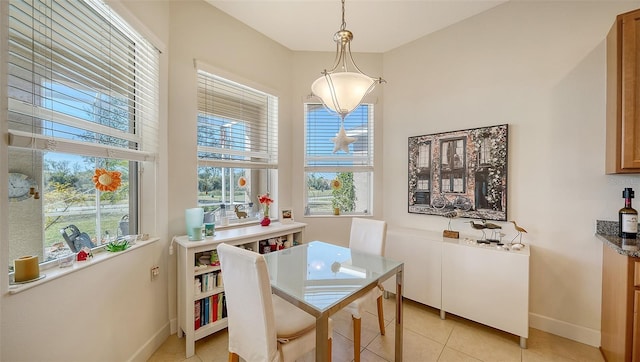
[619,187,638,239]
[217,204,229,227]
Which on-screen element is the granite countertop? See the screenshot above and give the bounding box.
[596,220,640,258]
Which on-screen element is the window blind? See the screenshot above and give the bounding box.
[7,0,159,161]
[196,69,278,169]
[304,104,373,171]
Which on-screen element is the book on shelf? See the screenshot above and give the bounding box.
[213,293,219,322]
[194,300,201,330]
[203,297,209,326]
[217,292,223,320]
[222,293,227,318]
[209,295,214,323]
[217,271,223,287]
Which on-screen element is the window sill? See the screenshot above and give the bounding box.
[7,237,160,294]
[215,218,283,230]
[303,214,372,218]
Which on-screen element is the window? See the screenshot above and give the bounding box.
[440,138,466,193]
[304,104,373,216]
[414,142,431,205]
[478,137,491,165]
[196,67,278,223]
[6,0,159,268]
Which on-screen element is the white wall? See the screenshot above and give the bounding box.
[0,1,171,360]
[165,0,295,327]
[383,1,640,346]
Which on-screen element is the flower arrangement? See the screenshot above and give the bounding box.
[258,192,273,226]
[93,168,122,192]
[258,193,273,215]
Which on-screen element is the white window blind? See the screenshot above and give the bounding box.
[304,104,374,171]
[7,0,159,161]
[197,69,278,169]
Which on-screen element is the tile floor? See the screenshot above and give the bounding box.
[148,298,604,362]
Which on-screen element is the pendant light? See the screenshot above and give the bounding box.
[311,0,385,120]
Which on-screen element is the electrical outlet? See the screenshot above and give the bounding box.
[150,266,160,281]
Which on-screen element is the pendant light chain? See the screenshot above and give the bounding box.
[311,0,385,123]
[340,0,346,31]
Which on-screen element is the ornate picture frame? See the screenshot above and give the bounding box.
[408,124,508,221]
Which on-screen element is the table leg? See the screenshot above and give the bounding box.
[316,313,330,361]
[395,265,403,362]
[520,336,527,349]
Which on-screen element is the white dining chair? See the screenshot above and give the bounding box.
[344,218,387,362]
[217,243,332,362]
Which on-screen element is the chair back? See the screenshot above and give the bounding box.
[349,218,387,256]
[218,243,278,362]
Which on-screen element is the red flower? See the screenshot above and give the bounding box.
[258,193,273,205]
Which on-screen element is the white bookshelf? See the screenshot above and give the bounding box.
[175,221,306,357]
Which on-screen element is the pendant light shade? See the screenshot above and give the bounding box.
[311,71,376,117]
[312,1,385,119]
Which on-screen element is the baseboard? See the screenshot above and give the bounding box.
[128,321,172,362]
[170,317,177,334]
[529,313,600,347]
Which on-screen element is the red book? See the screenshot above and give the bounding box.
[213,294,219,322]
[194,300,201,330]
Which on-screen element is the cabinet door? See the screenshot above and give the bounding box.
[621,10,640,170]
[382,228,442,309]
[634,289,640,361]
[607,9,640,173]
[442,242,529,338]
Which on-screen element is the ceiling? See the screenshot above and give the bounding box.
[206,0,508,53]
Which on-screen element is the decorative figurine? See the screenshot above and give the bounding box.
[76,246,93,261]
[77,250,88,261]
[234,205,248,219]
[469,221,488,243]
[482,219,502,242]
[509,220,527,248]
[442,209,462,238]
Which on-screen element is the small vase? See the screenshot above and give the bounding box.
[260,216,271,226]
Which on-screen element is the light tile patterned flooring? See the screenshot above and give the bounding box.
[148,298,604,362]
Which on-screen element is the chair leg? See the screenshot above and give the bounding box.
[353,316,361,362]
[376,296,385,336]
[228,352,239,362]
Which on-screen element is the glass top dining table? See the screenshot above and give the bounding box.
[263,241,404,361]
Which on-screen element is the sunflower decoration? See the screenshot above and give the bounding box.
[93,168,122,192]
[330,179,342,191]
[238,176,247,188]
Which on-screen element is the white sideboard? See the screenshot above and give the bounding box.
[175,221,306,358]
[382,226,529,347]
[383,227,442,308]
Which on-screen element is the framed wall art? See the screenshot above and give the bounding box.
[408,124,508,221]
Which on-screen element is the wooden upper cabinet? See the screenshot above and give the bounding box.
[606,9,640,173]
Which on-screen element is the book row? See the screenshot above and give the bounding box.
[194,292,227,330]
[194,270,223,294]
